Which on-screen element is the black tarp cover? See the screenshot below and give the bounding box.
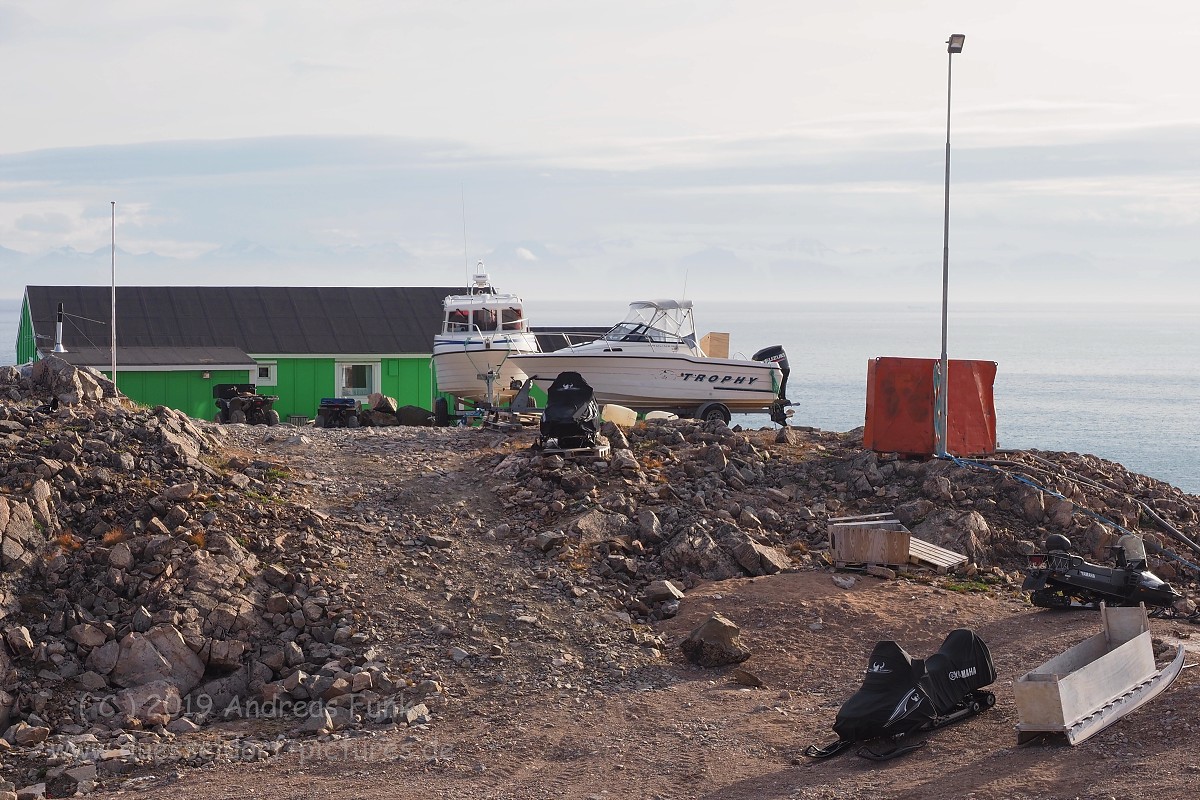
[540,371,599,448]
[832,640,934,743]
[920,629,997,715]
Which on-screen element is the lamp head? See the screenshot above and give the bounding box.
[947,34,965,54]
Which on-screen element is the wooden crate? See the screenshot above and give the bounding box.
[700,331,730,359]
[828,515,911,567]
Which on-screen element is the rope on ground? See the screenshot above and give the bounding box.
[938,454,1200,575]
[1012,451,1200,559]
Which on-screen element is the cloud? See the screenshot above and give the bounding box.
[0,126,1198,306]
[14,212,73,234]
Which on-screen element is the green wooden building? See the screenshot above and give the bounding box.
[16,285,465,421]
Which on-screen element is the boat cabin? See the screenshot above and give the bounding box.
[441,269,528,335]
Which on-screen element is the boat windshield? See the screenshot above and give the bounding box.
[501,307,525,331]
[602,322,685,344]
[445,308,471,333]
[444,305,516,334]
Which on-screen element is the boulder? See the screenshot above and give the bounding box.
[681,613,751,667]
[395,405,433,426]
[110,624,206,694]
[731,539,791,576]
[85,640,120,675]
[113,680,181,726]
[1,502,41,572]
[643,579,685,603]
[369,393,399,414]
[67,623,108,649]
[660,527,742,581]
[4,627,34,656]
[572,510,629,545]
[46,764,98,799]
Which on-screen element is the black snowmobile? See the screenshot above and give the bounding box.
[534,371,600,450]
[804,629,997,761]
[1023,533,1182,610]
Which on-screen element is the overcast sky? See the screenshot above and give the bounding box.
[2,0,1199,305]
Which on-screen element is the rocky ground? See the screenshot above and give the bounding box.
[2,358,1199,799]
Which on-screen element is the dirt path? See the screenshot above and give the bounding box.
[81,424,1200,800]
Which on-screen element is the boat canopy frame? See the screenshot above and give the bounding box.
[599,300,699,350]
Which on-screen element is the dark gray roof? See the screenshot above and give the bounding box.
[26,285,466,356]
[56,346,258,368]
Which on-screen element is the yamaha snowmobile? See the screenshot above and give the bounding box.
[1023,533,1182,610]
[534,371,601,450]
[804,629,997,761]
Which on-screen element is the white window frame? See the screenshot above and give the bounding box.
[335,361,381,398]
[253,361,278,387]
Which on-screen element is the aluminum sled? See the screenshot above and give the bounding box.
[804,629,997,761]
[1015,603,1185,745]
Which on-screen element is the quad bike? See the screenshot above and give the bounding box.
[1023,533,1182,610]
[533,371,599,450]
[314,397,360,428]
[213,384,280,426]
[805,629,997,761]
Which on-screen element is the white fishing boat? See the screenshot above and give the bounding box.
[509,299,791,424]
[432,266,540,412]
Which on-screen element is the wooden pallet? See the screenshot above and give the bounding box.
[908,536,968,573]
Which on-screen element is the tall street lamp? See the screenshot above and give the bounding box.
[935,33,965,457]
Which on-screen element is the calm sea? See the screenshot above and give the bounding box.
[2,297,1196,494]
[526,299,1199,495]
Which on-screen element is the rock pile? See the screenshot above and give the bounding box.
[488,417,1199,624]
[0,361,433,792]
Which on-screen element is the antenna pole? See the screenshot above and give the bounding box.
[110,201,117,388]
[461,186,469,286]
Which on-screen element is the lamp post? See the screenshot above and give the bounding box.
[934,33,965,458]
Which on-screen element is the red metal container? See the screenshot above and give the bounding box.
[863,357,997,457]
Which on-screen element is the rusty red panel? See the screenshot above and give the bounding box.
[863,357,997,457]
[947,359,997,457]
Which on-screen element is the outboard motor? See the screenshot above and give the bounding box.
[537,371,600,450]
[752,345,790,401]
[752,345,791,426]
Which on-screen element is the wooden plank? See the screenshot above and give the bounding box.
[828,513,897,523]
[907,536,967,570]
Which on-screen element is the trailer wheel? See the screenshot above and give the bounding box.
[346,414,360,428]
[314,414,327,428]
[697,402,731,424]
[434,397,450,427]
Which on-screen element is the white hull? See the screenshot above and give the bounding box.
[433,333,538,405]
[509,351,782,413]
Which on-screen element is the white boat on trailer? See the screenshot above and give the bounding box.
[431,266,540,420]
[509,299,791,425]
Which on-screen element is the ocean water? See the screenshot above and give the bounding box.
[2,296,1196,493]
[526,299,1199,495]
